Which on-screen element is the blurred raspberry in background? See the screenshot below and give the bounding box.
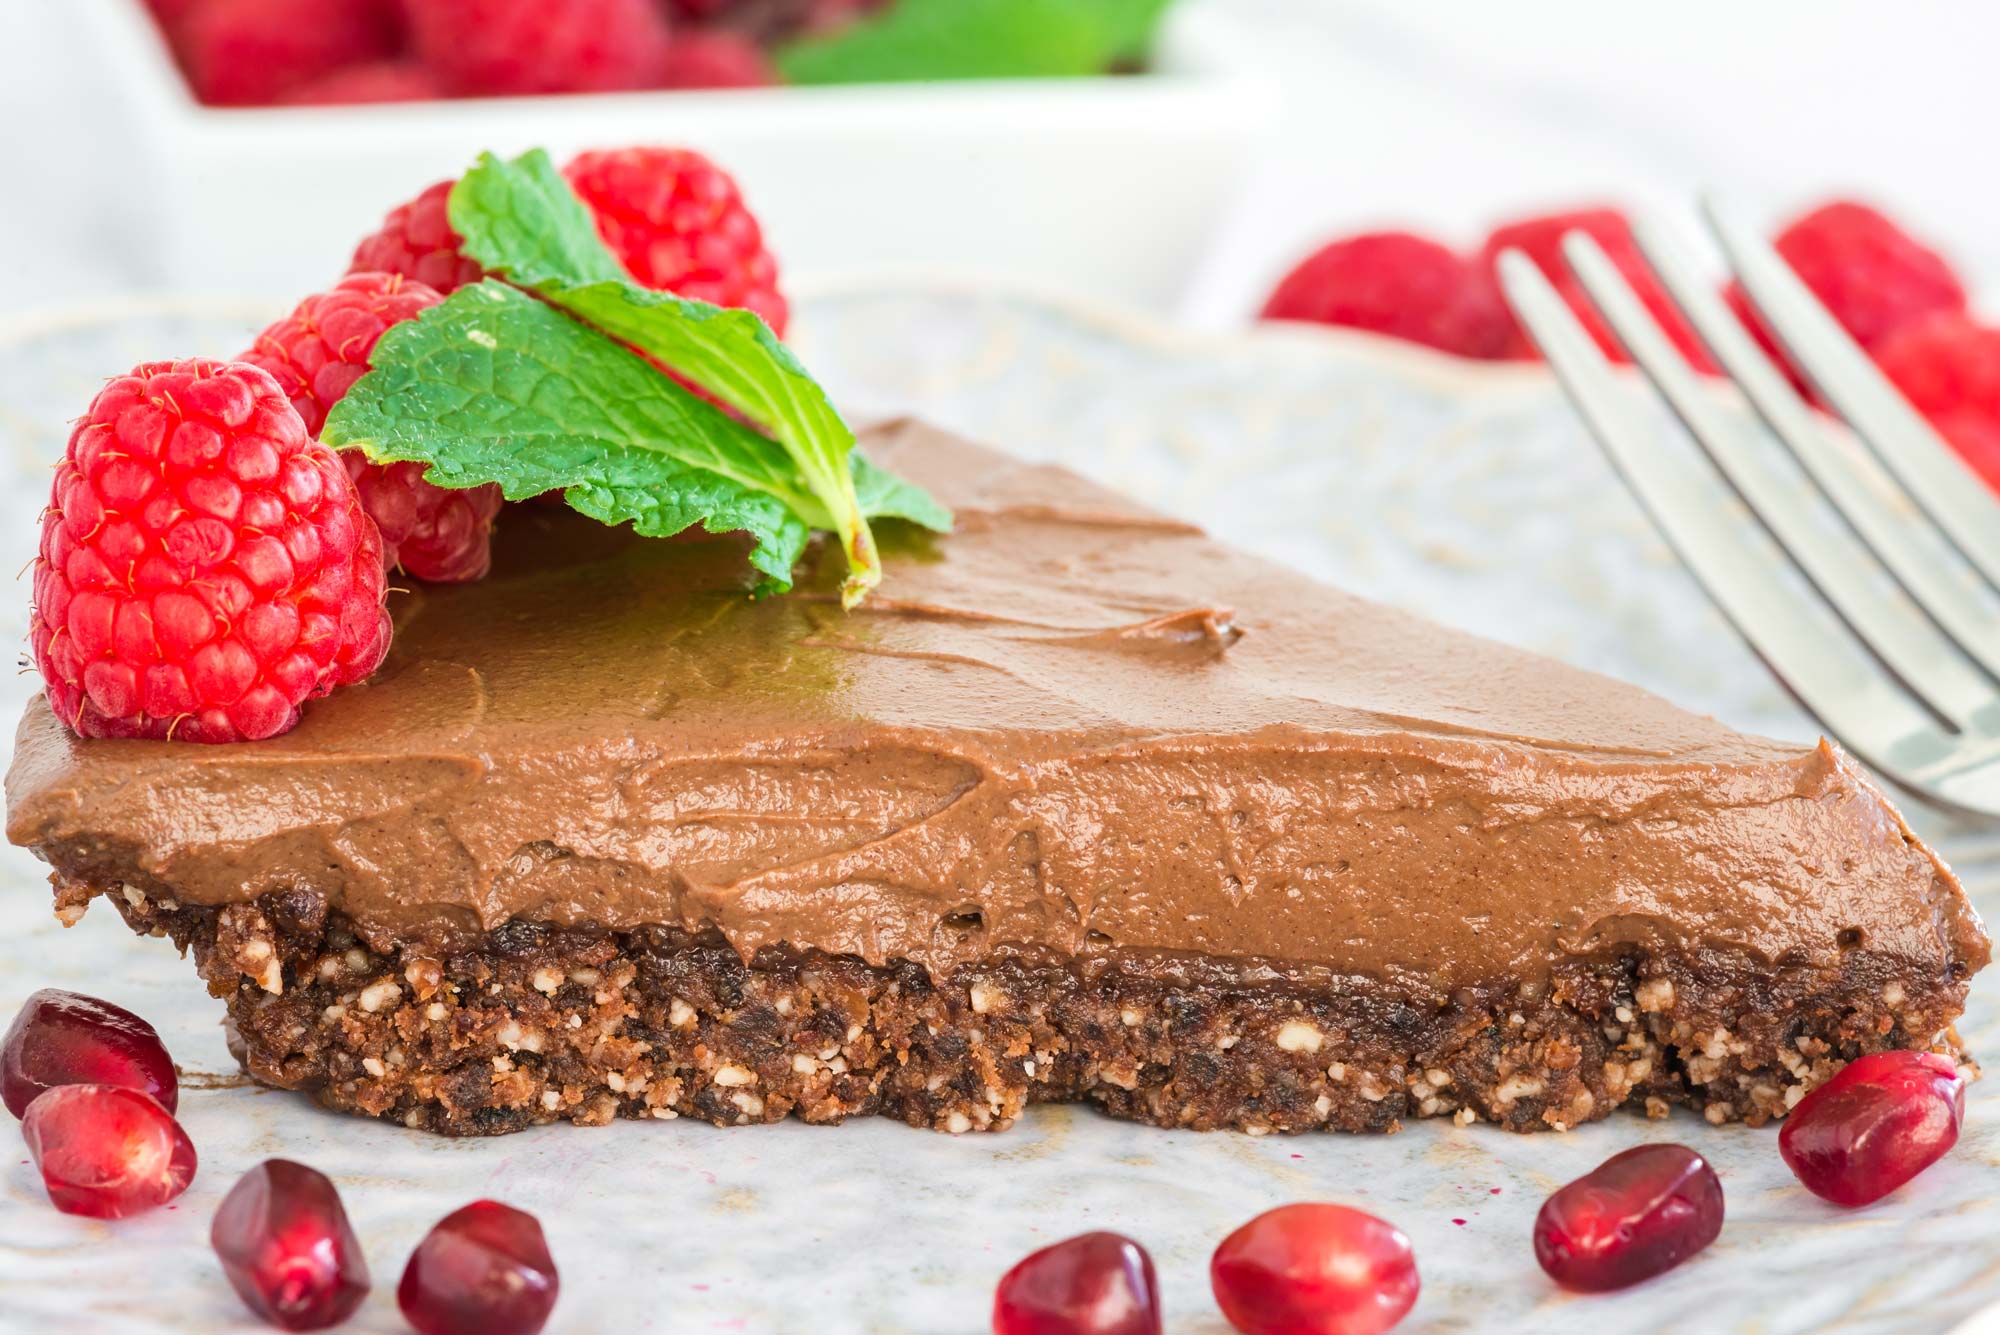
[1875,314,2000,492]
[137,0,1172,105]
[1730,202,1966,358]
[1260,232,1510,359]
[404,0,674,98]
[1480,207,1715,371]
[178,0,400,106]
[1262,198,2000,494]
[277,60,441,106]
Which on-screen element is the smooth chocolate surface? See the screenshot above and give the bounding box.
[8,422,1987,991]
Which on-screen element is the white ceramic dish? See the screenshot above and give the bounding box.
[65,0,1269,311]
[1,284,1997,1333]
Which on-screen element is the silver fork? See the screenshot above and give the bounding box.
[1495,203,2000,819]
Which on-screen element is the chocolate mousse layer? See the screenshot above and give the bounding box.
[7,421,1987,1136]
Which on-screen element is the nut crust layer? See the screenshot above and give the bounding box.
[73,878,1974,1138]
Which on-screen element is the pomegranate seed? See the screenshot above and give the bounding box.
[21,1083,196,1218]
[2,988,178,1117]
[212,1159,371,1330]
[1210,1203,1419,1335]
[1780,1050,1965,1206]
[1533,1143,1723,1292]
[398,1200,559,1335]
[993,1231,1162,1335]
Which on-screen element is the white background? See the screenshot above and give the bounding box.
[2,0,1996,325]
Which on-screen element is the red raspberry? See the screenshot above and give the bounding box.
[1875,314,2000,493]
[1259,231,1511,359]
[178,0,401,106]
[405,0,672,97]
[341,458,501,583]
[278,61,444,106]
[241,273,503,583]
[1482,207,1714,370]
[1730,201,1966,359]
[658,31,778,89]
[351,150,787,332]
[141,0,202,38]
[562,147,789,333]
[349,180,486,295]
[31,360,390,743]
[241,273,442,436]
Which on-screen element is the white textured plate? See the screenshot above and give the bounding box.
[1,287,1996,1335]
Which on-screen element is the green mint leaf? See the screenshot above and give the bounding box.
[325,281,826,594]
[775,0,1174,84]
[446,150,948,607]
[851,451,953,531]
[447,152,628,286]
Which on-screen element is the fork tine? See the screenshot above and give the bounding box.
[1494,248,1940,772]
[1560,230,1994,728]
[1706,199,2000,589]
[1644,213,2000,682]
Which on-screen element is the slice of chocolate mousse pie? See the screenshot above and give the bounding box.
[8,420,1986,1137]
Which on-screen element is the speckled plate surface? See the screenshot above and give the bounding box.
[1,286,1997,1335]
